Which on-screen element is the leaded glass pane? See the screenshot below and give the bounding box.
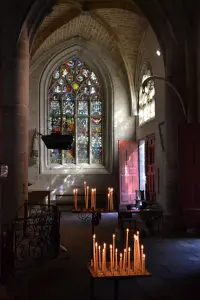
[91,100,102,116]
[63,101,74,115]
[78,101,88,115]
[50,149,62,164]
[138,67,155,125]
[62,117,75,134]
[50,101,61,116]
[91,118,102,164]
[63,149,75,164]
[48,57,103,165]
[77,117,89,163]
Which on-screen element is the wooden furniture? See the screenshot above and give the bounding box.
[118,209,163,234]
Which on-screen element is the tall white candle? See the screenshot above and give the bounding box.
[95,242,98,273]
[120,253,122,274]
[86,186,89,209]
[76,189,78,209]
[102,248,105,272]
[98,246,101,270]
[104,243,106,272]
[137,231,141,271]
[107,192,110,211]
[110,245,113,274]
[115,248,118,271]
[112,234,115,268]
[84,181,86,208]
[94,188,96,210]
[123,249,126,271]
[128,247,131,274]
[125,228,129,262]
[142,254,146,273]
[141,245,144,273]
[93,234,96,272]
[73,189,76,209]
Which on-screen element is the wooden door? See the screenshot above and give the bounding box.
[119,140,139,204]
[145,135,156,201]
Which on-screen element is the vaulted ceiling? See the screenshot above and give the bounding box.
[31,0,148,76]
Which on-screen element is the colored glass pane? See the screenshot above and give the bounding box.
[63,101,74,115]
[62,117,75,134]
[78,101,88,115]
[50,149,62,164]
[138,67,155,125]
[72,83,79,90]
[50,101,60,116]
[91,100,102,116]
[48,57,103,165]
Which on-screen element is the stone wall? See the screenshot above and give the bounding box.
[135,25,166,208]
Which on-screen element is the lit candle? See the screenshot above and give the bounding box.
[110,245,113,274]
[93,234,96,272]
[133,234,137,273]
[110,188,114,211]
[102,249,105,272]
[125,228,129,262]
[86,186,89,210]
[94,188,96,210]
[95,242,98,273]
[115,248,118,271]
[108,192,110,211]
[128,247,131,275]
[91,189,93,209]
[112,234,115,268]
[123,249,126,271]
[142,254,146,273]
[104,243,106,272]
[120,253,122,274]
[84,181,86,208]
[73,189,76,209]
[76,189,78,209]
[137,231,141,271]
[98,246,101,270]
[141,245,144,273]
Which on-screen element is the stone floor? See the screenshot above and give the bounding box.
[6,212,200,300]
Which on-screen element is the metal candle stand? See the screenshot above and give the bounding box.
[88,231,151,300]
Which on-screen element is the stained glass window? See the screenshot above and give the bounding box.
[138,67,155,125]
[48,57,103,165]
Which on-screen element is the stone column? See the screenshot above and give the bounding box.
[164,44,186,221]
[1,25,29,223]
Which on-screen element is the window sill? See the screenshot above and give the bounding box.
[42,164,110,175]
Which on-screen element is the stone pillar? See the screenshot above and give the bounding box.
[1,25,29,223]
[164,45,186,221]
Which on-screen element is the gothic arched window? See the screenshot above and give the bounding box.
[138,66,155,125]
[48,57,103,165]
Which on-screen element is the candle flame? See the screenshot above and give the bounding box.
[115,248,118,253]
[141,245,144,250]
[137,231,139,235]
[104,243,106,248]
[124,249,126,253]
[126,228,129,232]
[84,181,86,184]
[143,254,146,258]
[93,234,96,239]
[110,245,112,249]
[95,242,98,247]
[113,234,115,238]
[87,186,89,189]
[128,247,131,252]
[99,246,101,250]
[120,253,122,258]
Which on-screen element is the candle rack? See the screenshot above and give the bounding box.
[90,230,150,278]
